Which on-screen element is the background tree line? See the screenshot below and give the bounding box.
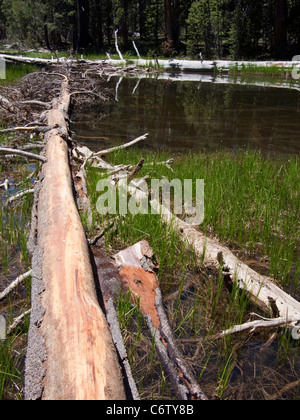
[0,0,299,60]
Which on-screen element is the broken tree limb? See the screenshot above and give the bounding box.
[0,147,47,163]
[114,240,208,401]
[19,100,52,109]
[94,133,149,157]
[25,72,126,401]
[115,29,125,62]
[7,310,31,335]
[212,314,300,340]
[0,270,32,301]
[6,189,34,204]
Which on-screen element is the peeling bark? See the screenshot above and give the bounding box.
[25,71,126,401]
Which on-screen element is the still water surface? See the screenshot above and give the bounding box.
[71,76,300,156]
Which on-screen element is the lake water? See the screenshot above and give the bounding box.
[71,75,300,157]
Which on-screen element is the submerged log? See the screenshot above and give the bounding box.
[25,72,126,400]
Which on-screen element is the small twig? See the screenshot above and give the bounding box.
[127,158,145,183]
[7,310,31,335]
[0,270,32,301]
[0,147,47,163]
[6,189,34,204]
[88,220,118,246]
[269,379,300,400]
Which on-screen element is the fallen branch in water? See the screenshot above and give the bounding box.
[6,189,34,204]
[0,270,32,301]
[0,147,47,163]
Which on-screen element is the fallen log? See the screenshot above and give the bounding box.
[114,240,208,401]
[126,184,300,326]
[92,247,140,400]
[25,71,126,400]
[75,139,300,327]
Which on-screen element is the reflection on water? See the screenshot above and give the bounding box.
[71,76,300,156]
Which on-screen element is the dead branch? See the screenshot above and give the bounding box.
[6,189,34,204]
[7,310,32,335]
[0,147,47,163]
[19,100,52,109]
[126,182,300,322]
[94,133,149,157]
[269,379,300,400]
[127,158,145,183]
[0,179,8,190]
[0,270,32,301]
[212,313,300,340]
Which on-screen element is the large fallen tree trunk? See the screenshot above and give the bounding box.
[25,71,126,400]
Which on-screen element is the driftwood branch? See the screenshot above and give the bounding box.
[0,270,32,301]
[7,310,32,335]
[94,133,149,157]
[19,100,52,109]
[212,314,300,340]
[6,189,34,204]
[0,147,47,163]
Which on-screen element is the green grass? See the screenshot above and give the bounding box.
[0,157,35,399]
[228,62,294,77]
[84,147,300,399]
[0,63,39,86]
[88,147,299,288]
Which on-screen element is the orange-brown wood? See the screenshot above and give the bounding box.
[36,76,126,400]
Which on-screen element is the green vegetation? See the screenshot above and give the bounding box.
[228,63,295,77]
[0,128,38,399]
[84,147,300,399]
[0,62,39,85]
[87,148,299,289]
[0,168,34,400]
[0,0,299,60]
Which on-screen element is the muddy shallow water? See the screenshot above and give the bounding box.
[71,75,300,157]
